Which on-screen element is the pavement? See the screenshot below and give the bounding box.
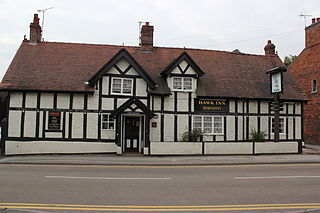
[0,144,320,166]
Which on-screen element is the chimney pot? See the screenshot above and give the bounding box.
[29,13,42,43]
[317,17,320,22]
[140,22,154,51]
[312,18,316,24]
[264,40,276,55]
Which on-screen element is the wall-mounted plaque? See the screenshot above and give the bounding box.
[48,112,61,130]
[194,99,229,113]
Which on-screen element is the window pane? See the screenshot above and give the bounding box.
[193,116,202,131]
[123,79,132,94]
[112,79,122,93]
[183,78,192,90]
[173,78,182,90]
[213,117,223,133]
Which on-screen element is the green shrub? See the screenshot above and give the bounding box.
[181,129,202,142]
[249,127,267,142]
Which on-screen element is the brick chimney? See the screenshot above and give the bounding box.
[29,14,42,44]
[264,40,276,55]
[305,17,320,48]
[140,22,154,51]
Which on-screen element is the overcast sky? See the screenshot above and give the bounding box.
[0,0,319,80]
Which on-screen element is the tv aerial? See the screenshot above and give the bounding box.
[299,13,312,27]
[37,7,54,40]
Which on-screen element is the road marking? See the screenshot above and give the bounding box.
[235,175,320,179]
[1,202,320,212]
[2,163,320,169]
[45,175,172,180]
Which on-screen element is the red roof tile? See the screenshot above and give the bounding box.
[0,40,304,100]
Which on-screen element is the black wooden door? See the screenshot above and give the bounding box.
[124,116,140,152]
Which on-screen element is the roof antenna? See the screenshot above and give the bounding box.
[299,13,312,27]
[37,7,54,41]
[138,21,143,45]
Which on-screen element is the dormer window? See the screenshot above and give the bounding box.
[172,77,193,91]
[111,77,133,95]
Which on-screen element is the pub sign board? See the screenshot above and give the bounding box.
[194,99,229,113]
[48,112,61,130]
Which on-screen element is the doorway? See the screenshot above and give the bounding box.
[124,116,140,153]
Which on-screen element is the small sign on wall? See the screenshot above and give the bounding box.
[194,99,229,113]
[48,112,61,130]
[152,122,157,128]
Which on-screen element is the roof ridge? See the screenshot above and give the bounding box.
[23,40,275,58]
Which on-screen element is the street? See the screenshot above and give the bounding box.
[0,163,320,212]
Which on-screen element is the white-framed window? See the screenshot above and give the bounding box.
[111,77,133,95]
[193,115,223,134]
[172,77,193,91]
[271,117,285,134]
[311,79,317,93]
[102,114,115,130]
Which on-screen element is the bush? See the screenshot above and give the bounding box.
[181,129,202,142]
[249,127,267,142]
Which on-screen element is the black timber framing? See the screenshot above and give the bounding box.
[88,48,156,89]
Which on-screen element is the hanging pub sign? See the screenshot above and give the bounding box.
[194,99,229,113]
[48,112,61,130]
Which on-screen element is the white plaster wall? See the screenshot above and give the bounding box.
[150,114,160,142]
[260,102,269,113]
[255,142,298,154]
[177,93,188,111]
[45,132,63,138]
[108,67,119,74]
[64,112,69,138]
[164,114,174,141]
[296,103,301,114]
[202,135,212,142]
[102,76,109,95]
[87,113,98,139]
[227,116,235,141]
[25,93,37,108]
[205,142,253,154]
[6,141,118,155]
[88,92,99,110]
[288,117,294,139]
[117,59,130,72]
[102,98,114,110]
[117,98,129,107]
[216,135,224,141]
[126,67,139,75]
[185,66,196,75]
[101,129,116,139]
[249,117,258,133]
[296,117,302,139]
[72,112,83,138]
[249,101,258,113]
[229,100,235,113]
[237,101,244,113]
[57,94,70,109]
[24,111,36,137]
[40,93,53,108]
[260,116,269,133]
[153,97,161,111]
[237,116,244,140]
[177,115,189,141]
[10,92,22,108]
[39,111,44,137]
[73,94,84,109]
[150,142,202,155]
[288,104,294,114]
[8,111,21,137]
[136,78,147,97]
[164,96,174,111]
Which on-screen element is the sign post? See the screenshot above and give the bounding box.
[266,66,287,142]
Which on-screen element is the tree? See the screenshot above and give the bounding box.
[283,55,298,67]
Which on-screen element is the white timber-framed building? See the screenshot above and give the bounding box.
[0,14,306,155]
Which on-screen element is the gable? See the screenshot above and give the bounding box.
[88,48,156,88]
[161,52,204,77]
[171,60,197,75]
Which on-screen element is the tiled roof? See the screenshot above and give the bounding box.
[0,40,304,100]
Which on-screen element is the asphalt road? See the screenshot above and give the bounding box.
[0,163,320,212]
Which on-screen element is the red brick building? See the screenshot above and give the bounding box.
[290,18,320,144]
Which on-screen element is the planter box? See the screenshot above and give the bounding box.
[205,142,252,155]
[255,142,298,154]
